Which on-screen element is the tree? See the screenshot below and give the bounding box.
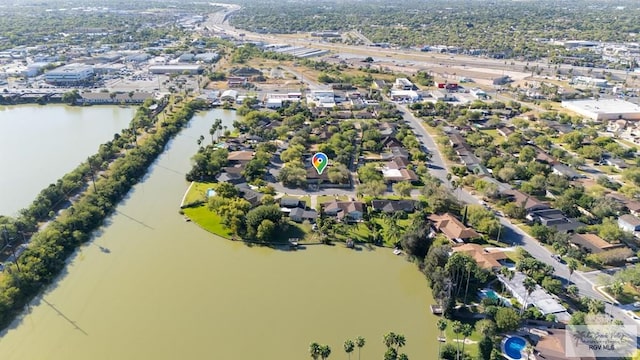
[310,342,322,360]
[437,319,448,359]
[327,164,350,184]
[567,259,578,280]
[478,336,494,360]
[384,348,398,360]
[397,354,408,360]
[609,282,624,298]
[495,307,521,332]
[522,277,537,315]
[392,181,413,197]
[475,319,496,338]
[320,345,332,360]
[214,182,238,198]
[344,340,355,360]
[567,284,579,298]
[460,324,473,359]
[451,321,463,360]
[256,219,276,242]
[355,336,365,360]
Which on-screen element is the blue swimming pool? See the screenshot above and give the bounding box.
[485,289,499,300]
[503,336,526,360]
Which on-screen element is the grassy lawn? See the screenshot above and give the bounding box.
[183,206,313,243]
[608,284,640,305]
[182,181,216,205]
[480,129,504,145]
[442,318,482,358]
[183,205,233,239]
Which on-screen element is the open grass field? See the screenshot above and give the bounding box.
[182,181,216,205]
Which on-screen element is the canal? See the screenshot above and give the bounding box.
[0,109,439,360]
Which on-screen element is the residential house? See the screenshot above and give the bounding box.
[322,200,365,222]
[497,271,570,322]
[496,126,514,137]
[428,213,480,244]
[449,133,481,168]
[381,136,403,149]
[527,208,584,233]
[289,208,318,223]
[381,167,419,183]
[551,164,582,180]
[227,151,255,164]
[371,79,387,90]
[533,329,596,360]
[220,89,238,102]
[235,183,263,207]
[371,200,416,214]
[618,214,640,232]
[216,166,246,184]
[502,189,550,213]
[605,193,640,216]
[227,76,247,87]
[452,243,507,270]
[569,233,625,254]
[280,198,306,209]
[378,122,397,137]
[306,166,331,184]
[603,157,628,170]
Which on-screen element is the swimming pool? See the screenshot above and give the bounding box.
[485,289,499,300]
[502,336,526,360]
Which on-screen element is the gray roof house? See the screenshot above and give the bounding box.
[551,164,582,180]
[370,200,416,213]
[289,208,318,223]
[497,271,570,322]
[618,214,640,232]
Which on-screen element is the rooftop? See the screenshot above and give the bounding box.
[562,99,640,114]
[452,244,507,270]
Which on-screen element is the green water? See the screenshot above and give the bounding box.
[0,104,135,216]
[0,109,439,360]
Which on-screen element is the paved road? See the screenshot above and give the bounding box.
[208,3,640,337]
[399,102,639,339]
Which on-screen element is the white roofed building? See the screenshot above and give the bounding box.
[45,64,94,85]
[562,99,640,121]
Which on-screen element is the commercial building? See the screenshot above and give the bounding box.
[148,65,204,75]
[571,76,607,87]
[561,99,640,121]
[45,64,94,85]
[394,78,414,90]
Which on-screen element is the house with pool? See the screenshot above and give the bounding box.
[497,271,571,323]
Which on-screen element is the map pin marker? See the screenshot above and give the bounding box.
[312,152,328,175]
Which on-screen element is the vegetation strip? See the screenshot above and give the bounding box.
[0,97,209,329]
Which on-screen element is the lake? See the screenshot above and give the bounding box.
[0,109,439,360]
[0,104,136,216]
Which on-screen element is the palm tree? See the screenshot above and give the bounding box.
[344,340,355,360]
[460,324,473,359]
[383,347,398,360]
[452,321,463,360]
[209,126,216,144]
[462,261,474,307]
[383,332,397,348]
[437,319,447,359]
[310,342,321,360]
[319,345,332,360]
[522,277,537,315]
[567,259,578,280]
[394,334,406,350]
[355,336,365,360]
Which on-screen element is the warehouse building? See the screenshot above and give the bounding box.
[561,99,640,121]
[45,64,94,85]
[148,65,204,75]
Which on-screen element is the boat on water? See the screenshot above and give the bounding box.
[393,249,402,255]
[184,217,191,222]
